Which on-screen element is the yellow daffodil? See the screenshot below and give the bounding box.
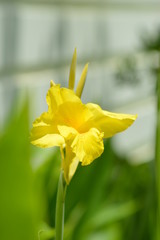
[31,49,137,184]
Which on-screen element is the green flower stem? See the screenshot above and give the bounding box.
[55,171,67,240]
[156,52,160,240]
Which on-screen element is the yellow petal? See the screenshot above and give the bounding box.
[57,101,93,131]
[31,114,65,148]
[76,63,89,98]
[31,84,83,149]
[60,88,81,104]
[32,112,52,127]
[46,84,81,116]
[62,145,79,184]
[71,128,104,166]
[68,48,77,90]
[85,103,137,138]
[58,125,78,141]
[46,84,62,114]
[31,132,64,148]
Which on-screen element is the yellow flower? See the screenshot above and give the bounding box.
[31,49,137,184]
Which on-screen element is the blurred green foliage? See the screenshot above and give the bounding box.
[114,57,140,86]
[0,99,40,240]
[142,28,160,51]
[0,99,156,240]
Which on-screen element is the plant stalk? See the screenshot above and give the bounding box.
[55,171,67,240]
[156,52,160,240]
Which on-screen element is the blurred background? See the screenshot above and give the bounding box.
[0,1,159,240]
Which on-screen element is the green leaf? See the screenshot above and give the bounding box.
[0,99,40,240]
